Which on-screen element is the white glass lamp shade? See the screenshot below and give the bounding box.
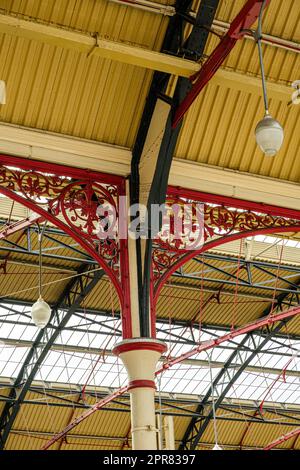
[255,114,284,157]
[31,296,51,328]
[212,444,223,450]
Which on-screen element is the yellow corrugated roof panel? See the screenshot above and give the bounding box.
[176,0,300,182]
[0,0,168,146]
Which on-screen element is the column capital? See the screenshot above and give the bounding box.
[112,338,167,356]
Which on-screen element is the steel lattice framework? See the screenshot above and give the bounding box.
[0,265,104,449]
[0,292,300,448]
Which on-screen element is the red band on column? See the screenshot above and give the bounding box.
[128,380,156,391]
[113,341,167,356]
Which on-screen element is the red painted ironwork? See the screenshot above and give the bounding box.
[263,427,300,450]
[41,386,129,450]
[41,304,300,450]
[113,340,167,355]
[1,155,300,338]
[153,186,300,303]
[0,215,43,239]
[0,154,132,338]
[157,304,300,373]
[0,216,42,274]
[172,0,272,127]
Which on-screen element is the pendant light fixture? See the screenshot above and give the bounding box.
[31,225,51,329]
[255,0,284,157]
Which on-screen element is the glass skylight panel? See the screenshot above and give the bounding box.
[1,302,300,408]
[223,369,300,405]
[67,368,88,384]
[285,391,300,403]
[180,367,203,380]
[90,333,112,349]
[208,347,232,363]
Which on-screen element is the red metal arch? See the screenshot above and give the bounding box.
[0,154,132,337]
[153,186,300,304]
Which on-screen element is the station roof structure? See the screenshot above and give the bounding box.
[0,0,299,451]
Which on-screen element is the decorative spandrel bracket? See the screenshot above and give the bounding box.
[153,187,300,303]
[0,155,131,335]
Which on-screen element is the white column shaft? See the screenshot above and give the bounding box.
[113,339,167,450]
[130,387,157,449]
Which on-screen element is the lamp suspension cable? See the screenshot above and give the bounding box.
[254,0,284,157]
[256,0,269,115]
